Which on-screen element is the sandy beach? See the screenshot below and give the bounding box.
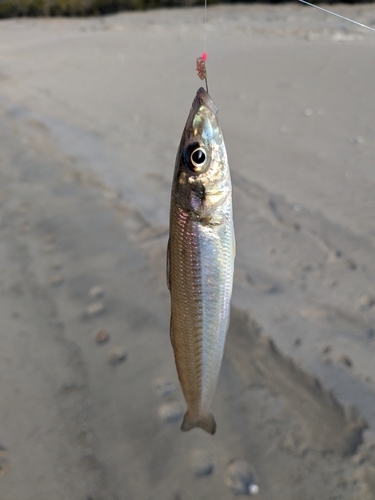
[0,4,375,499]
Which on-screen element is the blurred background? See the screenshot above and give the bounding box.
[0,2,375,499]
[0,0,375,17]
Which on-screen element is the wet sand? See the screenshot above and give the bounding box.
[0,4,375,499]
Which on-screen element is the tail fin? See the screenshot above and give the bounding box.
[181,411,216,435]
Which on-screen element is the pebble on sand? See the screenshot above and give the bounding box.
[152,377,175,398]
[327,249,342,262]
[356,294,375,310]
[350,135,365,144]
[254,282,280,294]
[157,402,184,423]
[43,244,56,254]
[189,449,214,477]
[336,354,353,368]
[17,204,28,214]
[225,460,259,496]
[107,347,127,365]
[89,285,105,300]
[351,453,365,465]
[49,274,64,286]
[50,260,62,270]
[0,457,10,476]
[20,221,31,233]
[321,345,332,355]
[93,329,110,344]
[85,302,106,317]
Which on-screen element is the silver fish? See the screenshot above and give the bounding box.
[167,87,235,434]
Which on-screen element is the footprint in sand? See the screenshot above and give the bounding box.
[50,260,62,270]
[189,449,214,477]
[321,345,332,355]
[19,220,31,234]
[107,347,127,366]
[43,244,56,254]
[0,445,10,476]
[152,377,175,398]
[16,203,28,215]
[356,294,375,311]
[154,379,183,425]
[85,302,106,317]
[336,354,353,368]
[85,286,106,317]
[157,402,183,424]
[225,460,259,496]
[44,234,55,243]
[49,274,64,286]
[89,285,105,300]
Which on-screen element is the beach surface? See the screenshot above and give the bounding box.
[0,4,375,499]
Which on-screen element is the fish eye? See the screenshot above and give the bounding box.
[191,148,206,169]
[184,143,208,172]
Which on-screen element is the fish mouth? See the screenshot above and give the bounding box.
[192,87,218,116]
[179,88,220,154]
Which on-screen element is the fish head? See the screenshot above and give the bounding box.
[172,88,231,219]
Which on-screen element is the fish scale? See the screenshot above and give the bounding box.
[168,88,235,435]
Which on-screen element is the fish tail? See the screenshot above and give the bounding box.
[181,411,217,435]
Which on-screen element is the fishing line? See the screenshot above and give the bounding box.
[203,0,207,55]
[196,0,209,92]
[197,0,375,92]
[298,0,375,34]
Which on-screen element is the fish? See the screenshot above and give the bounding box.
[167,87,235,435]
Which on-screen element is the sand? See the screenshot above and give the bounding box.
[0,4,375,499]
